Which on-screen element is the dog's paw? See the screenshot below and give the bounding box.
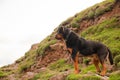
[74,69,81,74]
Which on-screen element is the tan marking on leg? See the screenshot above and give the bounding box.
[74,53,79,74]
[93,57,101,73]
[100,61,107,76]
[67,48,73,54]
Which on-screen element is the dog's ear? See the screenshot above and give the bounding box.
[59,26,65,33]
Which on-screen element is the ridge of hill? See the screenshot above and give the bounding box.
[0,0,120,80]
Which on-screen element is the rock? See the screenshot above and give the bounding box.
[30,43,39,50]
[39,67,47,72]
[22,72,35,80]
[49,70,71,80]
[95,74,109,80]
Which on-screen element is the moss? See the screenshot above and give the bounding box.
[110,71,120,80]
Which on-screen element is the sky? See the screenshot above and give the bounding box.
[0,0,104,67]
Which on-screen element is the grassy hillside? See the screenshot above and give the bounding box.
[0,0,120,80]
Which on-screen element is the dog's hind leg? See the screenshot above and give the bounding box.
[100,61,107,76]
[97,48,108,76]
[98,55,107,76]
[93,56,101,73]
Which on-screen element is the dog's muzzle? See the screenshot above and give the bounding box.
[55,33,63,40]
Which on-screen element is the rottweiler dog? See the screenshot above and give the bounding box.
[55,26,113,76]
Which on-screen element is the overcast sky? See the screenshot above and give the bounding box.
[0,0,104,67]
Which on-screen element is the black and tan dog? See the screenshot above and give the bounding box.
[55,26,113,76]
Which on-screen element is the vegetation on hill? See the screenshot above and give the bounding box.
[0,0,120,80]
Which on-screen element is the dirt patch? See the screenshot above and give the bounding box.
[30,41,71,71]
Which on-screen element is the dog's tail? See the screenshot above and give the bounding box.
[107,48,113,65]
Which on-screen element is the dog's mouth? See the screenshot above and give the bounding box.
[55,34,63,40]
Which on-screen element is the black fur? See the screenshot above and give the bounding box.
[56,26,113,65]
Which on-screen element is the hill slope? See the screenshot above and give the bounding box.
[0,0,120,80]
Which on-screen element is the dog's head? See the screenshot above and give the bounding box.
[55,26,65,40]
[55,26,70,40]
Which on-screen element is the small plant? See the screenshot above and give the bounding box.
[87,10,95,19]
[18,51,35,73]
[95,7,105,17]
[114,55,120,66]
[0,70,6,77]
[18,60,34,73]
[71,22,79,28]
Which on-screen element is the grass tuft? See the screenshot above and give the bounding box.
[37,36,57,56]
[110,71,120,80]
[0,70,7,78]
[48,59,73,72]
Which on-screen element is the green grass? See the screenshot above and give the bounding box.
[37,36,57,56]
[81,65,96,74]
[32,59,73,80]
[66,73,82,80]
[18,50,36,73]
[114,55,120,66]
[66,64,98,80]
[66,73,100,80]
[80,76,101,80]
[32,69,55,80]
[0,70,7,78]
[109,71,120,80]
[17,35,57,73]
[48,59,73,72]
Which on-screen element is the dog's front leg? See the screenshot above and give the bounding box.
[71,49,79,74]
